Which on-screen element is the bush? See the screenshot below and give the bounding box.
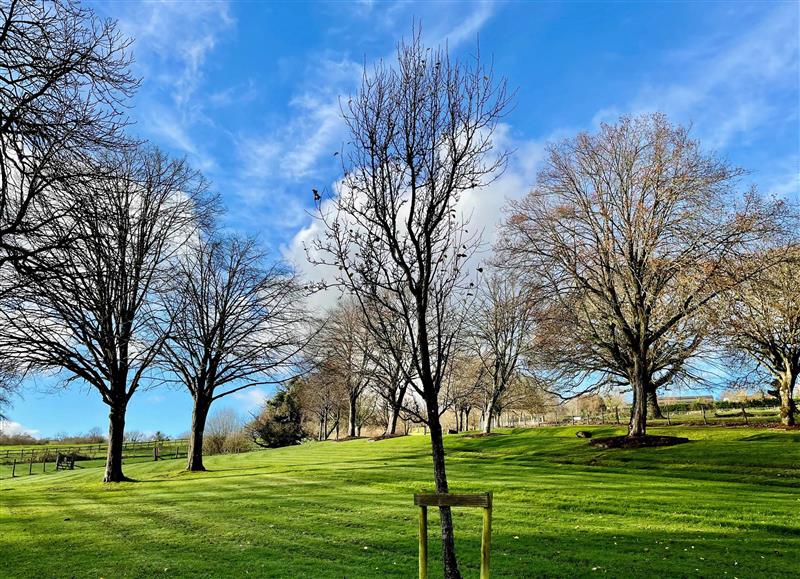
[247,388,304,449]
[222,431,251,454]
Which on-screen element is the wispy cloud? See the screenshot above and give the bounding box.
[106,1,235,169]
[232,388,269,411]
[0,420,40,437]
[594,4,798,151]
[235,2,499,243]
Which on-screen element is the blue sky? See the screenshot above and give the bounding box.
[4,0,798,439]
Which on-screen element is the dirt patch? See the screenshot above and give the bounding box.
[327,436,366,443]
[369,434,408,442]
[589,435,690,449]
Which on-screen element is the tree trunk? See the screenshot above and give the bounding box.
[103,400,128,483]
[482,401,494,434]
[187,395,211,471]
[628,373,648,437]
[778,371,797,426]
[348,395,358,437]
[387,405,400,435]
[647,388,665,419]
[427,408,461,579]
[465,408,471,431]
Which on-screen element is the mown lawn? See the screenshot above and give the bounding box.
[2,426,799,578]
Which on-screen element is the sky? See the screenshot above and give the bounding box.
[3,0,798,439]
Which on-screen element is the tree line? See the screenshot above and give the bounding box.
[0,5,797,578]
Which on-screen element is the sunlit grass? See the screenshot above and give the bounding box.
[2,425,798,578]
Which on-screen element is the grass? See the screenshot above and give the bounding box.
[2,425,799,578]
[0,439,189,479]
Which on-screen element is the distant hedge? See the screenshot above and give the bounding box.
[660,398,787,413]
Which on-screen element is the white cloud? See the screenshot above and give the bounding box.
[597,4,799,151]
[232,387,269,411]
[0,420,40,437]
[106,1,235,169]
[231,2,499,236]
[118,1,235,107]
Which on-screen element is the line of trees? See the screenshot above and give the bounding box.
[301,30,796,579]
[0,7,796,577]
[0,1,309,482]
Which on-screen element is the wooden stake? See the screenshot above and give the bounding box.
[481,496,493,579]
[418,505,427,579]
[414,492,493,578]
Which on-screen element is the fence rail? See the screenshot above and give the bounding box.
[0,439,191,480]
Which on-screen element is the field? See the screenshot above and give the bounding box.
[2,426,799,578]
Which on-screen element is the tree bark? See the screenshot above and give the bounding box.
[779,371,797,426]
[647,388,665,419]
[347,394,358,437]
[427,406,461,579]
[103,400,128,483]
[187,395,211,471]
[628,371,648,437]
[482,401,494,434]
[387,405,400,436]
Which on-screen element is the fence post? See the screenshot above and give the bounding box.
[418,505,428,579]
[29,460,33,475]
[12,459,16,477]
[43,459,46,473]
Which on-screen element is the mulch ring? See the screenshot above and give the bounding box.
[589,435,690,449]
[369,434,408,442]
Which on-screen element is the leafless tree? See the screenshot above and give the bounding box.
[500,114,791,438]
[295,369,346,440]
[157,235,308,471]
[448,355,484,432]
[362,299,414,436]
[204,408,243,455]
[468,273,539,433]
[312,299,374,438]
[0,146,210,482]
[0,0,136,279]
[309,28,510,577]
[124,430,144,444]
[0,357,22,420]
[711,250,800,425]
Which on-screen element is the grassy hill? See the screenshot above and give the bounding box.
[2,426,799,578]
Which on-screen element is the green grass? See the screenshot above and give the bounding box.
[2,426,799,578]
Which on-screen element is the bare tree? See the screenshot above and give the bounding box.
[204,408,243,455]
[158,235,307,471]
[0,0,136,278]
[500,114,790,438]
[0,357,22,420]
[0,146,209,482]
[312,300,373,438]
[447,355,484,432]
[711,250,800,425]
[295,369,346,440]
[468,273,539,433]
[309,29,510,577]
[362,299,414,436]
